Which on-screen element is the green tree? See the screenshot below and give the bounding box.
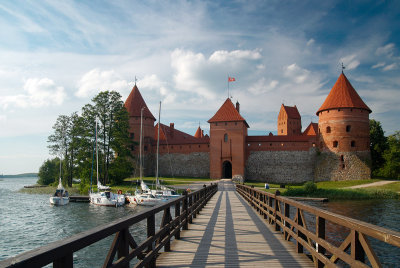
[381,131,400,179]
[369,119,388,176]
[37,158,60,185]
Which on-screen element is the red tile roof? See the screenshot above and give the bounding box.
[194,126,203,138]
[124,85,156,120]
[317,73,371,115]
[283,105,301,119]
[154,123,209,145]
[208,98,249,127]
[303,122,318,136]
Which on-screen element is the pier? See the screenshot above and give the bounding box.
[1,180,400,267]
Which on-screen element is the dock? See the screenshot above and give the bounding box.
[157,180,313,267]
[69,195,89,202]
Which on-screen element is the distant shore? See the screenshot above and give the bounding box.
[0,173,38,178]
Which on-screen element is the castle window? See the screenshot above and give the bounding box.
[144,146,148,151]
[351,141,356,147]
[312,143,316,147]
[340,155,344,161]
[346,125,351,132]
[215,123,218,126]
[224,134,228,142]
[248,144,250,147]
[333,141,338,148]
[225,122,227,126]
[338,109,341,112]
[259,143,261,147]
[208,145,210,148]
[281,143,284,146]
[326,126,331,133]
[281,129,283,133]
[270,143,272,146]
[198,145,201,148]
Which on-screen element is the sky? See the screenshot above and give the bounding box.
[0,0,399,174]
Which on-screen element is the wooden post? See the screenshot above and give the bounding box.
[297,208,304,253]
[268,196,273,223]
[53,253,73,268]
[264,195,268,219]
[193,192,198,218]
[351,230,365,263]
[117,229,129,268]
[316,216,326,268]
[274,191,281,232]
[175,201,181,239]
[182,190,188,230]
[284,203,290,240]
[188,193,193,224]
[163,207,171,252]
[147,214,156,268]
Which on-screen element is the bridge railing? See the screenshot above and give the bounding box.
[1,183,218,268]
[236,184,400,268]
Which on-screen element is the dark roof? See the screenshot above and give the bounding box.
[317,73,371,115]
[283,105,301,119]
[124,85,156,120]
[155,123,209,145]
[208,98,249,127]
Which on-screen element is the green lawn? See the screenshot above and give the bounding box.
[373,181,400,192]
[315,179,380,189]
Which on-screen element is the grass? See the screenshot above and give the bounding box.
[315,179,380,189]
[373,181,400,192]
[19,185,80,195]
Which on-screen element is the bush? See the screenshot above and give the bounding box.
[79,183,92,195]
[304,181,317,193]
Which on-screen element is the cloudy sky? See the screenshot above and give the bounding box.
[1,1,399,174]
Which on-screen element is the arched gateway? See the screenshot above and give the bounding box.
[222,161,232,178]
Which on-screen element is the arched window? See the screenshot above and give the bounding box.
[333,141,338,148]
[326,126,331,133]
[346,125,351,132]
[351,141,356,147]
[224,134,228,142]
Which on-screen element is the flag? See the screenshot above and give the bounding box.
[228,77,236,82]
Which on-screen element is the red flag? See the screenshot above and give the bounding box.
[228,77,236,82]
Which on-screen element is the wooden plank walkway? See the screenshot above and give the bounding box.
[157,180,313,267]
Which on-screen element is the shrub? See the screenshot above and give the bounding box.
[304,181,317,193]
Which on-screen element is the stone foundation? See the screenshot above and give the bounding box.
[245,149,317,183]
[158,152,210,178]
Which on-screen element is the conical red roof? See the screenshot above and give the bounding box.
[194,126,203,138]
[208,98,249,127]
[317,73,371,115]
[303,122,318,136]
[124,85,155,120]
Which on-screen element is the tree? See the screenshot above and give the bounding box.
[369,119,388,176]
[37,158,60,185]
[381,131,400,179]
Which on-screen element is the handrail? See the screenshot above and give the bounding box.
[1,183,218,268]
[236,183,400,268]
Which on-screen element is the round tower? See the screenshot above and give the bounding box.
[316,73,371,180]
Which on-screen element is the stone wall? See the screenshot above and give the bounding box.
[158,152,210,178]
[314,151,371,181]
[245,149,317,183]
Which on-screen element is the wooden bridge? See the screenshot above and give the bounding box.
[1,180,400,268]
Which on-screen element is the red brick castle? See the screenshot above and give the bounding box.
[124,73,371,182]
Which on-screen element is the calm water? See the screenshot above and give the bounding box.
[310,199,400,267]
[0,177,162,267]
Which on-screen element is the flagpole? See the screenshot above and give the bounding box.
[227,74,229,99]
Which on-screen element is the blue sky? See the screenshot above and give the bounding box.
[0,0,399,174]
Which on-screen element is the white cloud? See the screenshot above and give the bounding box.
[376,43,395,57]
[0,78,66,109]
[383,63,397,71]
[76,68,129,98]
[248,78,279,95]
[209,49,262,63]
[306,38,315,46]
[340,54,360,70]
[284,63,310,84]
[371,62,385,69]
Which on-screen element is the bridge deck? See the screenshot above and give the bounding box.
[157,180,313,267]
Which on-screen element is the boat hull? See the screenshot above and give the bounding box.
[89,192,125,207]
[49,196,69,206]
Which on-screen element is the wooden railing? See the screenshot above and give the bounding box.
[236,184,400,268]
[1,183,218,268]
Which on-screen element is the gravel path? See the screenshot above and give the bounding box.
[344,180,397,189]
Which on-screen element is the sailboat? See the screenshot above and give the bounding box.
[126,106,162,206]
[89,119,125,207]
[49,156,69,206]
[151,101,180,200]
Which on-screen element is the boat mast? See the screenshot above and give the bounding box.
[140,107,144,182]
[96,118,99,188]
[156,101,161,187]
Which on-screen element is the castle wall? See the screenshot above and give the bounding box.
[158,152,210,178]
[314,151,371,181]
[245,148,317,183]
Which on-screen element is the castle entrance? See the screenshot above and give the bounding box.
[222,161,232,178]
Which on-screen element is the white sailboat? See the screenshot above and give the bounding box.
[89,119,125,207]
[49,157,69,206]
[126,106,162,206]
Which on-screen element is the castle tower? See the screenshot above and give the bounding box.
[316,73,371,180]
[208,99,249,179]
[124,84,156,154]
[277,104,302,135]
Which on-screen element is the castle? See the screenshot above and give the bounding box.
[124,72,371,183]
